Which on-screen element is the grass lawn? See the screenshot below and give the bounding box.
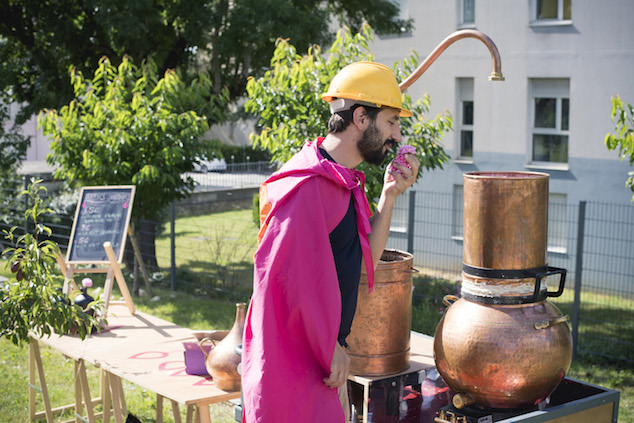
[0,287,242,423]
[1,206,632,421]
[153,209,259,293]
[1,278,631,422]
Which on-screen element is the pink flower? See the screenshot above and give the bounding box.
[389,145,416,176]
[82,278,93,288]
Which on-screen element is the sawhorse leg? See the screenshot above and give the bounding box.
[102,369,112,423]
[198,404,211,423]
[186,403,199,423]
[104,371,128,423]
[157,394,202,423]
[28,340,54,423]
[29,339,101,423]
[74,359,96,423]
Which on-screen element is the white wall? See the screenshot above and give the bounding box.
[369,0,634,205]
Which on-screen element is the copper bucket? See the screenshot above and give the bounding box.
[346,249,413,376]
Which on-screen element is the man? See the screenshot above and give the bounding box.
[241,61,419,422]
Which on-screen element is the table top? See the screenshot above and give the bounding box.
[32,304,240,405]
[34,305,436,405]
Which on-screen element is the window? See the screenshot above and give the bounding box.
[548,193,567,253]
[530,79,570,165]
[378,0,412,37]
[391,0,410,27]
[533,0,571,24]
[459,0,475,27]
[461,101,474,157]
[456,78,474,160]
[389,192,409,233]
[452,185,464,239]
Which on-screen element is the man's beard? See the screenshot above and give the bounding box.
[358,123,396,166]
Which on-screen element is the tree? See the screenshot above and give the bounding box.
[38,56,227,266]
[245,25,452,208]
[0,0,412,126]
[605,95,634,200]
[1,180,101,346]
[0,89,29,179]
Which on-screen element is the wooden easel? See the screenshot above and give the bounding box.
[56,242,136,315]
[57,185,152,315]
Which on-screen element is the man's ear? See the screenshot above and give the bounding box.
[352,106,369,130]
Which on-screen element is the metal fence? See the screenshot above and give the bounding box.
[386,190,634,363]
[2,175,633,363]
[186,161,273,191]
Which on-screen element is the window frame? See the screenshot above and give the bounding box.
[460,101,474,159]
[527,78,570,170]
[458,0,476,29]
[454,78,475,163]
[378,0,412,38]
[530,0,572,27]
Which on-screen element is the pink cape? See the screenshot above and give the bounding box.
[241,138,375,422]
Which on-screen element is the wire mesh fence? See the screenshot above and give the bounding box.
[185,161,272,191]
[385,190,634,364]
[1,176,633,363]
[0,178,74,252]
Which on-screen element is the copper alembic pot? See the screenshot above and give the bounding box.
[433,171,573,409]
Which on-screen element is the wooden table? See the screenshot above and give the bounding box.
[29,303,240,423]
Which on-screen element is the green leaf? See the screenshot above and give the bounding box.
[605,96,634,201]
[39,56,220,221]
[246,24,451,210]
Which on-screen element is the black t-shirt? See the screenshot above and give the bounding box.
[319,148,363,347]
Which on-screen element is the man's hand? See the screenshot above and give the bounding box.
[324,342,350,389]
[368,152,421,268]
[385,152,420,198]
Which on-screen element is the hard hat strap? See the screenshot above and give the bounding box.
[330,98,379,113]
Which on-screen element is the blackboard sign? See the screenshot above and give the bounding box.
[66,186,136,264]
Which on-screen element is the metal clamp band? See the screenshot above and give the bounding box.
[462,263,549,280]
[462,263,567,304]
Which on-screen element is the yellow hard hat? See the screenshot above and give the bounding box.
[322,61,412,117]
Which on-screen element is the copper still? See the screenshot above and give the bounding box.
[347,249,414,376]
[433,171,573,409]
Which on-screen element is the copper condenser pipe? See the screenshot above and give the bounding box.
[399,29,505,92]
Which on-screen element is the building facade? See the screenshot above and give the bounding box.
[374,0,634,203]
[376,0,634,289]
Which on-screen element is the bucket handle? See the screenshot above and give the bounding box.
[442,295,459,308]
[403,267,420,274]
[198,337,218,359]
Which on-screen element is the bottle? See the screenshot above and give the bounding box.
[74,278,95,317]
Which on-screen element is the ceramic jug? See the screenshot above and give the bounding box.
[202,303,246,391]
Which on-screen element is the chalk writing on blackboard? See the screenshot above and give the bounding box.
[66,186,136,263]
